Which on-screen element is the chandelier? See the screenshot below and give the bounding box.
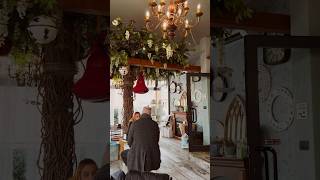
[145,0,203,41]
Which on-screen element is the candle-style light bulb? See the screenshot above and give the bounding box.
[197,4,201,13]
[185,19,189,28]
[184,1,188,8]
[145,11,150,21]
[157,5,162,13]
[196,3,203,17]
[162,22,168,31]
[166,11,170,18]
[178,8,182,16]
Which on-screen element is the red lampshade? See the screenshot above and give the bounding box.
[72,33,110,102]
[133,72,149,94]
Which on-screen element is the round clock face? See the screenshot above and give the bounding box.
[258,64,272,102]
[212,75,227,102]
[192,76,201,82]
[193,89,202,103]
[263,48,291,65]
[267,87,294,132]
[176,84,182,94]
[169,81,176,93]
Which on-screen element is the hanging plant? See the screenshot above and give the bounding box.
[213,0,253,23]
[212,0,253,68]
[108,17,190,81]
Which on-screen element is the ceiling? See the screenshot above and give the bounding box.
[110,0,210,43]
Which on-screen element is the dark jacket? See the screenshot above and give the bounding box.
[127,113,161,172]
[125,171,170,180]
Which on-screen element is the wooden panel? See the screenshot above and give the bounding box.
[211,12,290,33]
[128,58,201,73]
[58,0,109,16]
[212,158,248,180]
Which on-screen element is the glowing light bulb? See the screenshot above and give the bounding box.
[185,19,189,28]
[146,11,150,20]
[197,4,201,13]
[163,22,168,31]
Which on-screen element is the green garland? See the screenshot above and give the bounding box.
[212,0,253,39]
[109,17,189,80]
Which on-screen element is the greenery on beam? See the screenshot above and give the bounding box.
[108,17,189,80]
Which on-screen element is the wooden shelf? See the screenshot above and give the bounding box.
[128,58,201,73]
[211,12,290,33]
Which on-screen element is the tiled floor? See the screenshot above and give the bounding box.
[110,137,210,180]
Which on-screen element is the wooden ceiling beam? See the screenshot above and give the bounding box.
[211,12,290,33]
[58,0,110,16]
[128,58,201,73]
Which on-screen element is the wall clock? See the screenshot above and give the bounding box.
[169,81,177,93]
[258,64,272,102]
[176,84,182,94]
[263,48,291,65]
[193,89,202,103]
[212,75,227,102]
[192,76,201,82]
[267,87,295,132]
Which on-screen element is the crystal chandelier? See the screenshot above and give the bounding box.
[145,0,203,41]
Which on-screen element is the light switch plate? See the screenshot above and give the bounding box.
[296,102,308,120]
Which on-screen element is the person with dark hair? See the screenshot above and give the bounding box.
[69,158,98,180]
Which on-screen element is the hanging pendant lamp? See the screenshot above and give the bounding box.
[72,32,110,102]
[133,72,149,94]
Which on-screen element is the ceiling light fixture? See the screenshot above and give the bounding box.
[145,0,203,41]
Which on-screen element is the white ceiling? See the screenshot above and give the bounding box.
[110,0,210,43]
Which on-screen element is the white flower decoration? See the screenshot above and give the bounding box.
[147,39,153,48]
[147,53,152,59]
[125,30,130,40]
[112,17,121,26]
[162,43,166,49]
[143,47,146,51]
[155,45,159,53]
[166,44,173,59]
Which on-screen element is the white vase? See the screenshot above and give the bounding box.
[28,16,58,44]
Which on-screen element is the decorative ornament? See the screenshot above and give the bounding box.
[28,16,58,44]
[119,66,129,76]
[133,72,149,94]
[263,48,291,65]
[193,89,202,103]
[112,17,121,26]
[147,39,153,48]
[147,53,152,59]
[267,87,295,132]
[166,44,173,59]
[125,30,130,40]
[155,45,159,52]
[72,32,110,102]
[176,84,182,94]
[169,81,177,93]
